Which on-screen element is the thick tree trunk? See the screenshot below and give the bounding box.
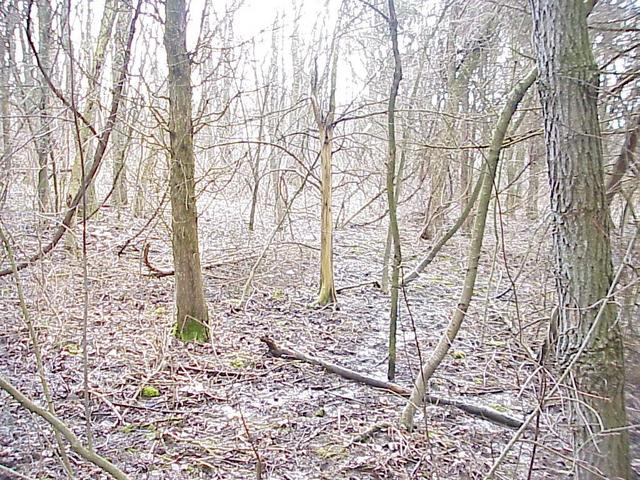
[164,0,209,342]
[531,1,630,478]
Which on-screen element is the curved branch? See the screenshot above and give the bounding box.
[0,375,130,480]
[400,67,538,430]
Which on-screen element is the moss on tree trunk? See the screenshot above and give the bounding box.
[164,0,209,343]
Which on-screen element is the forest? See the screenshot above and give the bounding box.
[0,0,638,478]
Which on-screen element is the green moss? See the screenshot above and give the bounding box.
[490,403,509,413]
[229,357,247,369]
[271,288,285,300]
[121,421,158,433]
[451,350,466,360]
[121,424,137,433]
[140,385,161,398]
[174,318,209,343]
[315,443,348,459]
[62,342,81,355]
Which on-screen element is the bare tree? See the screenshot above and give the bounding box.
[164,0,209,342]
[530,1,630,477]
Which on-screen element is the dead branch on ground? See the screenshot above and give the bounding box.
[260,336,523,429]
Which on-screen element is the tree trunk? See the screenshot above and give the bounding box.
[316,122,337,306]
[310,45,339,307]
[526,141,540,220]
[164,0,209,342]
[111,2,133,209]
[0,1,14,204]
[35,0,53,212]
[531,1,630,478]
[385,0,403,381]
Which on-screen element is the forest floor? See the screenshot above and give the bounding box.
[0,202,638,480]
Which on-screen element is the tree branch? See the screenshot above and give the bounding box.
[0,375,130,480]
[261,336,523,429]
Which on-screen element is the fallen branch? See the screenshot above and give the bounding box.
[336,280,381,294]
[0,375,130,480]
[142,243,173,277]
[142,243,261,278]
[260,336,523,429]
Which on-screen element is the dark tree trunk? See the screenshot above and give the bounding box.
[531,1,630,478]
[164,0,209,342]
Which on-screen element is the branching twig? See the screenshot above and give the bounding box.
[0,0,142,277]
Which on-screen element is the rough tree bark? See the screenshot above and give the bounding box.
[164,0,209,342]
[531,0,630,478]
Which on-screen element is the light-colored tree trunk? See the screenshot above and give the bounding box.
[111,2,133,209]
[35,0,53,211]
[314,123,337,306]
[0,0,14,204]
[531,1,630,478]
[310,49,338,307]
[164,0,209,342]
